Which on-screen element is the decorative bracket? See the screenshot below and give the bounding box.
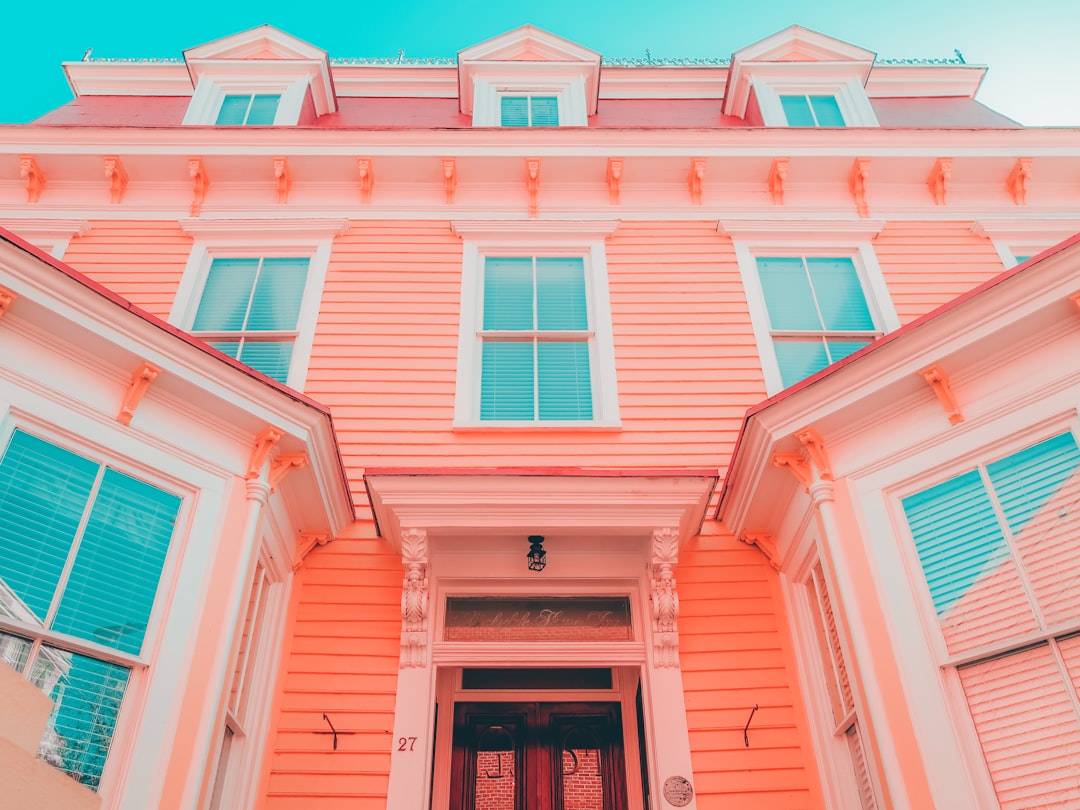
[848,158,870,217]
[19,156,44,203]
[117,361,160,425]
[269,452,308,491]
[650,527,681,668]
[772,452,813,491]
[273,157,291,204]
[927,158,952,205]
[1007,158,1032,206]
[920,364,963,424]
[606,158,623,205]
[442,158,456,204]
[399,528,430,668]
[104,155,128,204]
[0,288,16,319]
[525,158,540,218]
[189,157,209,216]
[357,158,375,204]
[738,532,781,571]
[1069,292,1080,315]
[688,158,706,205]
[293,530,332,572]
[246,426,283,479]
[767,158,788,205]
[796,428,833,481]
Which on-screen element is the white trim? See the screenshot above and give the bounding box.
[753,74,879,128]
[971,219,1080,268]
[0,218,90,259]
[182,72,310,126]
[727,227,898,394]
[452,224,621,427]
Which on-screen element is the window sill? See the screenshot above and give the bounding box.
[452,421,622,432]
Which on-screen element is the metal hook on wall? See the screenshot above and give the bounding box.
[314,712,356,751]
[743,704,759,748]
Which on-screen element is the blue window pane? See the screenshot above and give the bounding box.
[826,338,873,363]
[238,341,295,383]
[480,341,535,420]
[215,95,251,125]
[530,96,559,126]
[780,95,815,127]
[206,340,241,359]
[809,96,845,126]
[536,258,587,331]
[807,258,874,331]
[758,258,819,330]
[987,433,1080,537]
[246,258,309,331]
[537,342,592,420]
[192,259,259,331]
[774,340,829,387]
[31,646,129,790]
[484,258,534,330]
[52,469,180,655]
[903,470,1009,616]
[245,94,280,125]
[501,96,529,127]
[0,630,32,672]
[0,431,98,623]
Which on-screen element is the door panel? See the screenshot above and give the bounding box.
[450,702,625,810]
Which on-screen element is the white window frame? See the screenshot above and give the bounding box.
[0,219,90,259]
[752,74,878,127]
[971,220,1080,269]
[471,73,588,127]
[451,221,620,428]
[725,222,898,394]
[172,219,347,390]
[182,69,310,126]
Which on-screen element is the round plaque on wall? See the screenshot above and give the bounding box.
[663,775,694,807]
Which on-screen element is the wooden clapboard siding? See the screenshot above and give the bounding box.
[263,537,400,809]
[60,220,191,318]
[308,221,761,487]
[679,535,822,808]
[873,222,1004,324]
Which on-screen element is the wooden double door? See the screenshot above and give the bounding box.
[450,702,627,810]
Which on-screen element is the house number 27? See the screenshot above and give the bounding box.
[397,736,418,752]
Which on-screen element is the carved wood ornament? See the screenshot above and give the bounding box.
[293,530,332,572]
[526,158,540,217]
[399,528,430,668]
[0,288,17,319]
[927,158,952,205]
[849,158,870,217]
[269,452,308,491]
[606,158,623,204]
[920,364,964,424]
[189,157,209,216]
[117,361,160,425]
[687,158,706,205]
[246,426,283,479]
[738,532,781,571]
[104,155,128,204]
[273,157,291,204]
[768,158,788,205]
[357,158,375,203]
[442,158,456,204]
[650,527,681,668]
[19,156,44,203]
[1007,158,1032,206]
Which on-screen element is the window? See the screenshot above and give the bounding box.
[902,432,1080,809]
[757,256,880,387]
[452,222,620,427]
[0,429,181,789]
[780,94,845,127]
[215,94,281,125]
[500,95,559,127]
[189,257,310,384]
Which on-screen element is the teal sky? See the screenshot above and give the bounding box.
[3,0,1077,125]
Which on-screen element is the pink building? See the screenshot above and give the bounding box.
[0,23,1078,810]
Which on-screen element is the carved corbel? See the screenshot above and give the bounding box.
[606,158,623,205]
[357,158,375,204]
[273,157,291,204]
[117,361,160,425]
[849,158,870,217]
[525,158,540,217]
[1069,292,1080,315]
[104,155,128,204]
[1007,158,1032,206]
[796,428,833,481]
[19,156,44,203]
[293,530,332,572]
[920,364,964,424]
[772,452,813,492]
[442,158,456,204]
[269,452,308,491]
[688,158,706,205]
[399,528,430,669]
[768,158,788,204]
[738,532,781,571]
[927,158,952,205]
[0,288,16,319]
[650,528,681,668]
[246,426,283,479]
[189,157,209,216]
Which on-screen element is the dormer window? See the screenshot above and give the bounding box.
[500,95,559,127]
[216,94,281,125]
[779,94,845,127]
